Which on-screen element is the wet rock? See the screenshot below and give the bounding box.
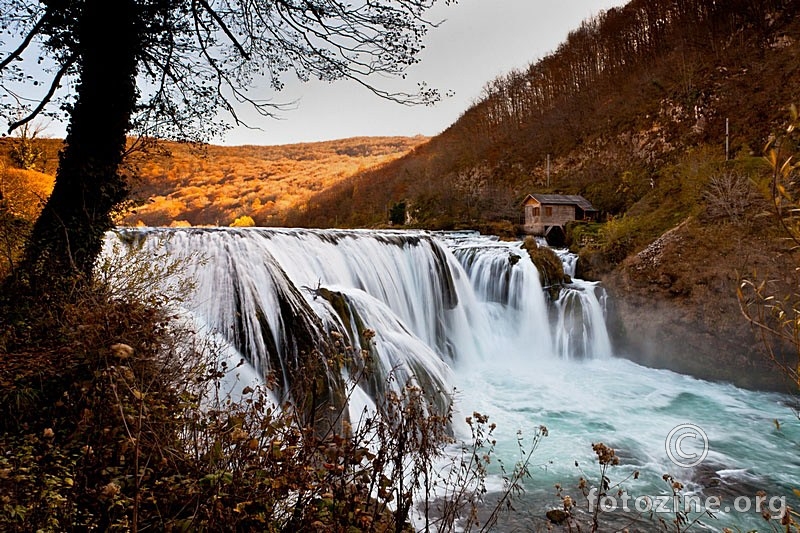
[546,509,570,524]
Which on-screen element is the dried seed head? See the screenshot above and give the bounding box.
[110,343,134,359]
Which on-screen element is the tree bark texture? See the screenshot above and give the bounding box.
[20,0,139,296]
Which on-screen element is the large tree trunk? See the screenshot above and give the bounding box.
[18,0,139,299]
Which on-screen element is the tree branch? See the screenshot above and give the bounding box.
[7,55,75,134]
[195,0,251,60]
[0,15,47,72]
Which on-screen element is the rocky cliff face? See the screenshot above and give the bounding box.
[600,217,797,391]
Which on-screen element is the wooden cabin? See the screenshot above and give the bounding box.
[522,194,597,237]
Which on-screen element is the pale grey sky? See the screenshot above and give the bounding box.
[221,0,627,146]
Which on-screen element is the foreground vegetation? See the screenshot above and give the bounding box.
[0,257,489,531]
[2,248,797,532]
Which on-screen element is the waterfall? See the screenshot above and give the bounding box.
[446,232,611,362]
[101,227,800,532]
[108,228,613,414]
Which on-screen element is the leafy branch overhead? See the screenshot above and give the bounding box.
[0,0,452,140]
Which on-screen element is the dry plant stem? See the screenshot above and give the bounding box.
[476,427,544,532]
[737,107,800,392]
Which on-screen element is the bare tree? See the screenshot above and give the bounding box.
[0,0,450,300]
[702,171,757,225]
[8,116,49,171]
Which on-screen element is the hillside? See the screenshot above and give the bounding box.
[0,135,428,228]
[283,0,800,389]
[290,0,800,230]
[121,136,428,226]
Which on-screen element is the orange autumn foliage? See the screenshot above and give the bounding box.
[0,167,55,221]
[122,136,428,226]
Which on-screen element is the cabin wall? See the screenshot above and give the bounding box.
[524,201,575,235]
[543,204,576,227]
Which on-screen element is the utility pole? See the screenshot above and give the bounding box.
[546,154,551,188]
[725,118,730,161]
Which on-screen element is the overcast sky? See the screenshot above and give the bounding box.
[221,0,628,146]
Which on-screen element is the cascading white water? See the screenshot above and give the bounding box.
[110,228,608,384]
[446,232,611,362]
[108,227,799,532]
[553,280,612,360]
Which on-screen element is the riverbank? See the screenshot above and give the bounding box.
[589,217,798,392]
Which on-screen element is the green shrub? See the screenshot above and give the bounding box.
[389,200,407,225]
[566,221,603,252]
[599,216,638,265]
